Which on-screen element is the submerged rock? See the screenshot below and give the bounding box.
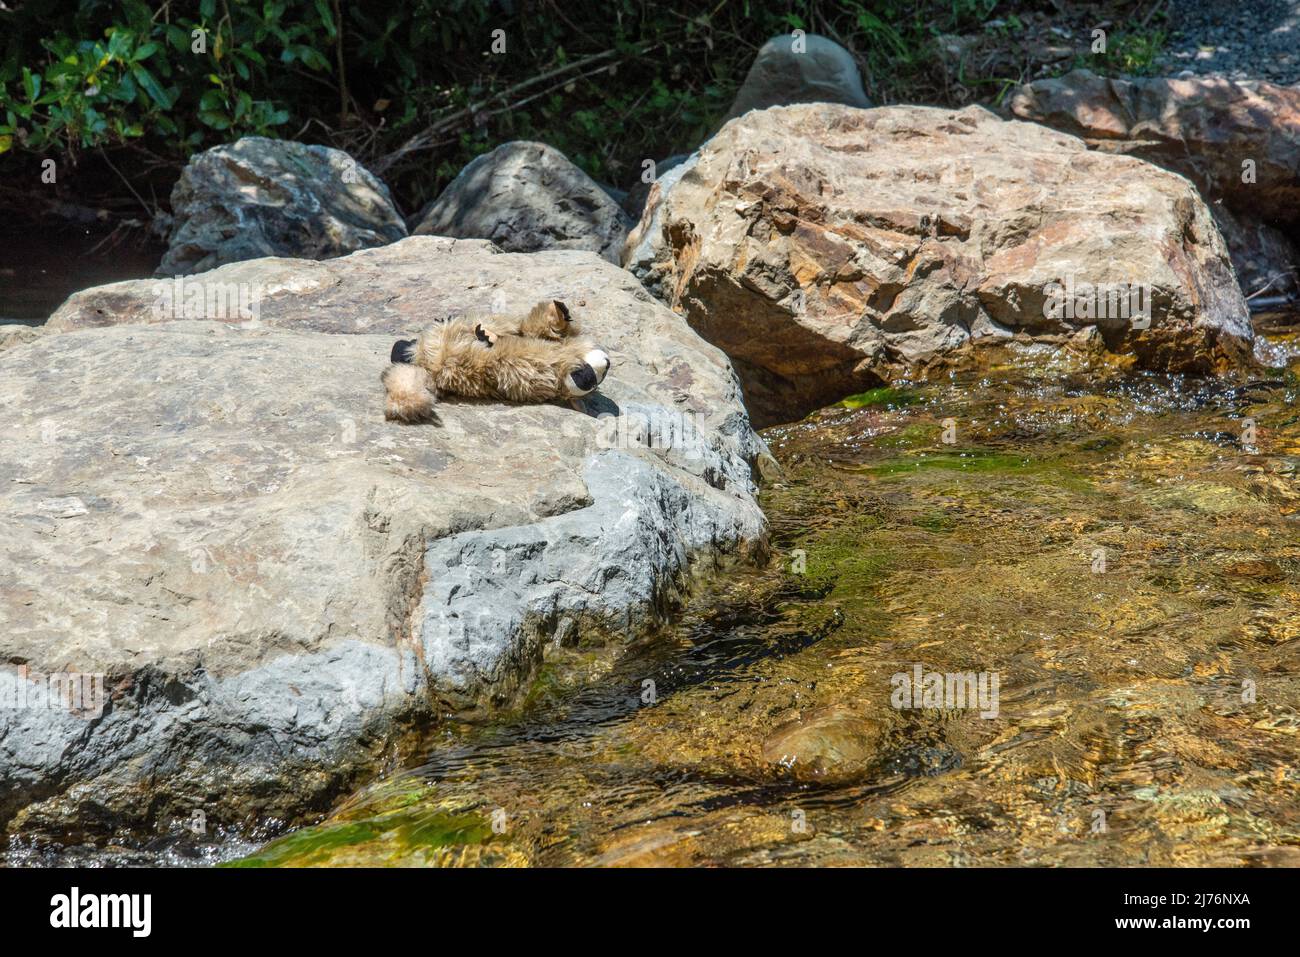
[625,103,1253,426]
[723,33,872,124]
[158,136,407,276]
[761,705,884,784]
[2,236,766,839]
[414,141,633,263]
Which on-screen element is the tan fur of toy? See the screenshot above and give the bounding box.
[380,363,437,423]
[382,300,609,423]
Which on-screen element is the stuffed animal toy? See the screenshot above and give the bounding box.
[382,299,610,422]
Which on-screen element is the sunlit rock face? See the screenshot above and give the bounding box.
[1011,68,1300,300]
[2,236,766,839]
[626,102,1252,426]
[1011,69,1300,223]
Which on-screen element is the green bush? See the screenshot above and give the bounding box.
[0,0,335,155]
[0,1,1162,213]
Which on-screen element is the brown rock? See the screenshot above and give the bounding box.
[761,704,884,784]
[1210,205,1300,299]
[626,103,1252,425]
[1010,69,1300,223]
[1222,559,1286,582]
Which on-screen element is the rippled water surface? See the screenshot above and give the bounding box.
[219,324,1300,867]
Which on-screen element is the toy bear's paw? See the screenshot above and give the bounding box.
[382,363,437,423]
[475,323,497,347]
[564,349,611,396]
[390,338,418,364]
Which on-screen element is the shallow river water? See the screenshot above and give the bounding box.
[225,326,1300,867]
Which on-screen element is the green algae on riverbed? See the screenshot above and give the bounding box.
[234,337,1300,868]
[839,386,920,410]
[228,802,500,868]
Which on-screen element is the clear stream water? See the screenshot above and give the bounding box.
[9,321,1300,867]
[226,320,1300,867]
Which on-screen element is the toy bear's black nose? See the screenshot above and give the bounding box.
[570,363,598,392]
[391,339,417,363]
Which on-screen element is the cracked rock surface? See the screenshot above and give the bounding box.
[625,103,1252,426]
[1,236,766,839]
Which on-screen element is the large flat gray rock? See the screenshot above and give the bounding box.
[2,237,766,839]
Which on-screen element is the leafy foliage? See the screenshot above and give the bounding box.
[1086,27,1168,76]
[0,1,1164,214]
[0,1,334,156]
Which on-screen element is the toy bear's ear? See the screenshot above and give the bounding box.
[553,300,571,321]
[390,339,417,363]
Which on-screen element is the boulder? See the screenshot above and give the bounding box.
[1211,206,1300,300]
[158,136,407,276]
[0,322,43,353]
[413,142,633,263]
[3,236,767,839]
[761,705,884,784]
[621,154,689,220]
[598,181,629,208]
[625,103,1253,426]
[723,33,872,124]
[1010,69,1300,223]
